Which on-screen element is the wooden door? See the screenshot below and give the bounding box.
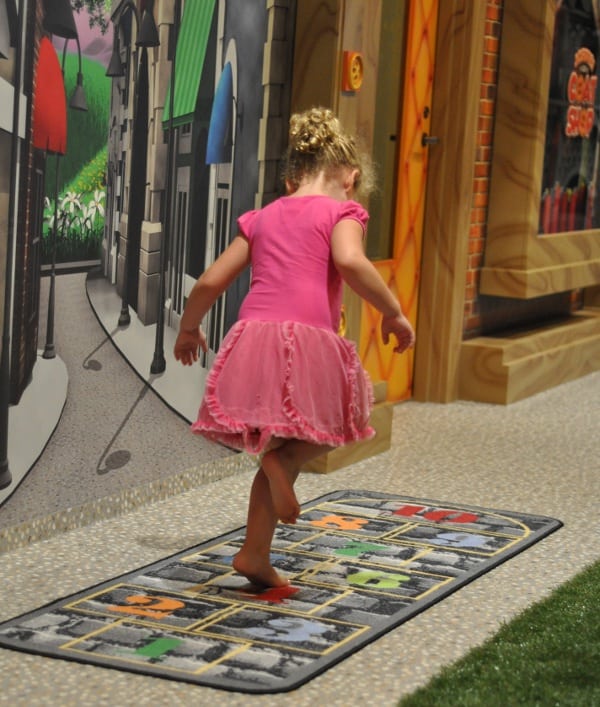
[359,0,439,401]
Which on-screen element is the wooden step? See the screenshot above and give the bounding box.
[459,309,600,404]
[304,381,393,474]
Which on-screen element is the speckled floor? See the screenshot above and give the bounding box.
[0,272,599,705]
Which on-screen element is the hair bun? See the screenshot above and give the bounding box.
[289,107,338,154]
[282,106,376,197]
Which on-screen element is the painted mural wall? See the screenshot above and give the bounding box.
[158,0,269,355]
[45,6,111,267]
[220,0,267,333]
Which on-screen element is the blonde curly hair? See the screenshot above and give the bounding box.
[281,107,376,198]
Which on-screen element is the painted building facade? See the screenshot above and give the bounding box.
[1,0,45,408]
[103,0,295,366]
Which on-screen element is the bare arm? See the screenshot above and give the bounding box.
[331,219,415,353]
[174,235,250,365]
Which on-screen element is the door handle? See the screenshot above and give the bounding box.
[421,133,440,147]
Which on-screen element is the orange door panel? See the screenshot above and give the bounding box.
[360,0,439,401]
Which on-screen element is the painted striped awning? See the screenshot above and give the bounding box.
[162,0,216,127]
[32,36,67,154]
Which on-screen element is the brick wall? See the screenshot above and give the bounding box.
[463,0,502,336]
[463,0,577,338]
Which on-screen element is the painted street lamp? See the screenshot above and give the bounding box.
[43,35,88,361]
[151,0,181,375]
[106,0,159,328]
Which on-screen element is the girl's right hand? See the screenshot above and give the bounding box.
[381,313,415,354]
[174,327,208,365]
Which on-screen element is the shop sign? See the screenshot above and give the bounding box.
[565,47,597,138]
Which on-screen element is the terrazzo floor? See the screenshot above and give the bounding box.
[0,272,599,705]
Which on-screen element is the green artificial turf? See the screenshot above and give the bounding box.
[399,559,600,707]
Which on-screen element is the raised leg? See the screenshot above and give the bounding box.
[262,440,333,523]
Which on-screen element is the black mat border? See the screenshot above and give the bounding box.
[0,490,563,693]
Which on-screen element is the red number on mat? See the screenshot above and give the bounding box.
[393,505,479,524]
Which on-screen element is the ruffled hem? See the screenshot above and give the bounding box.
[191,319,375,455]
[192,423,376,456]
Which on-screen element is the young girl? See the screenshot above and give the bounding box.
[174,107,415,588]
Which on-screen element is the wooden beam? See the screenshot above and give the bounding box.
[413,0,487,402]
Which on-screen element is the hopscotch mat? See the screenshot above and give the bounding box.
[0,490,561,693]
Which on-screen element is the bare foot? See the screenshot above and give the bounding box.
[262,450,301,523]
[232,549,289,588]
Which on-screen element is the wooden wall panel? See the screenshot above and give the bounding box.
[413,1,486,401]
[290,0,382,346]
[290,0,341,113]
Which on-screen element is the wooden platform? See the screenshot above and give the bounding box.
[304,382,393,474]
[459,308,600,404]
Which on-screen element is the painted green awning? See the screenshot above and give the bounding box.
[162,0,216,127]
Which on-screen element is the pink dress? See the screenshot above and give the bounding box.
[192,195,375,454]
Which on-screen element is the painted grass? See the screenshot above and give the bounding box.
[399,559,600,707]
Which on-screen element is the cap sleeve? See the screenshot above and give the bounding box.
[237,209,259,241]
[337,200,369,237]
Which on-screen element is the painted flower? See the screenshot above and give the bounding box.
[86,190,106,223]
[61,191,82,215]
[44,200,55,227]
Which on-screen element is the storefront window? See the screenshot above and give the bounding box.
[540,0,600,234]
[484,0,600,298]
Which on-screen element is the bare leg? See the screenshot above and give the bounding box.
[263,440,333,524]
[232,467,288,587]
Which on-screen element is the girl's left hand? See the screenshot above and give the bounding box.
[174,327,208,365]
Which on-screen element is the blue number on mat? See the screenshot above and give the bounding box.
[429,531,490,548]
[253,618,329,642]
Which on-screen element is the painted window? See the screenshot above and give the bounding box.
[540,0,600,234]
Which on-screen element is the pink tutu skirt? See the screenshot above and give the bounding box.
[192,319,375,454]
